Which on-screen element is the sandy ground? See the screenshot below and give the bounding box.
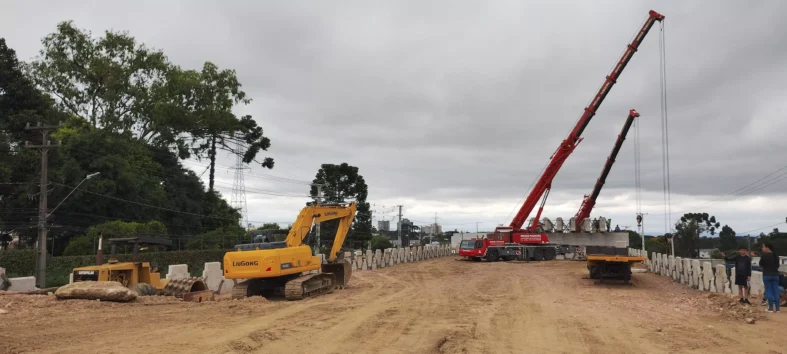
[1,257,786,354]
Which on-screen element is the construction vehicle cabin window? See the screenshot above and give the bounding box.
[460,240,476,250]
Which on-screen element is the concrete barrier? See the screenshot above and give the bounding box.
[638,250,769,299]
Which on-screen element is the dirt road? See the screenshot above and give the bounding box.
[2,258,786,354]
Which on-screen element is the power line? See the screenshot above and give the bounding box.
[739,222,785,236]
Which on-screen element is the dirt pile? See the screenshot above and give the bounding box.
[54,281,137,302]
[2,259,787,354]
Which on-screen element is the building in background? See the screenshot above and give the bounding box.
[421,224,442,235]
[451,232,487,246]
[377,220,390,232]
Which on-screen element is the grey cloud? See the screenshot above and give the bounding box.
[2,0,787,235]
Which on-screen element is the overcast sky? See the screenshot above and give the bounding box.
[3,0,787,236]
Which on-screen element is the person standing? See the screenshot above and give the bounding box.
[722,247,753,304]
[760,243,781,313]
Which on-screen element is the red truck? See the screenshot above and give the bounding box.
[459,232,557,262]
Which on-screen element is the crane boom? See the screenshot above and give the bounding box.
[506,10,664,234]
[574,109,640,232]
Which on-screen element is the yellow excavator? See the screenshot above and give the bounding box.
[224,201,356,300]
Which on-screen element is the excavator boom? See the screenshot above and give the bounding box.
[284,202,357,262]
[574,109,640,231]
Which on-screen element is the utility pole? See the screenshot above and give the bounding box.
[314,184,322,255]
[396,205,403,247]
[748,234,751,252]
[433,212,439,244]
[476,222,480,233]
[25,122,61,289]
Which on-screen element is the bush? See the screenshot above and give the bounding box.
[62,220,169,256]
[0,248,229,286]
[370,236,393,251]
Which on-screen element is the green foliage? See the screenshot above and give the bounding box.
[0,38,66,242]
[62,220,168,256]
[25,21,274,193]
[309,163,372,250]
[259,223,281,230]
[0,33,243,252]
[626,230,642,249]
[673,213,721,258]
[718,225,737,252]
[0,248,229,286]
[185,225,246,250]
[370,236,393,251]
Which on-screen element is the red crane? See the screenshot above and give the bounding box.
[573,109,640,232]
[493,10,664,246]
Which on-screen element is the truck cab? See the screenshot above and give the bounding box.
[458,239,486,261]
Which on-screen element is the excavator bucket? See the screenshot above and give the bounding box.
[321,259,352,288]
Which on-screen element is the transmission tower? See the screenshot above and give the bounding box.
[230,138,250,230]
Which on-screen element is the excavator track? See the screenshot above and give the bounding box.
[284,273,337,301]
[231,280,250,300]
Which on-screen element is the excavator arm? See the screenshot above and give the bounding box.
[284,201,357,262]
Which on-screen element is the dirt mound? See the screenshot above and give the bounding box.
[55,281,136,302]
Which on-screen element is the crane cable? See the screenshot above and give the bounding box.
[659,20,673,236]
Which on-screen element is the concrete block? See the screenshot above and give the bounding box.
[7,276,37,292]
[715,264,726,293]
[703,261,714,292]
[691,260,701,289]
[565,253,575,259]
[651,252,657,272]
[750,271,764,297]
[204,262,222,272]
[166,264,189,280]
[361,259,368,270]
[366,250,374,265]
[675,257,683,283]
[730,268,738,294]
[202,263,225,292]
[69,272,74,284]
[217,278,237,294]
[555,255,565,260]
[682,259,691,285]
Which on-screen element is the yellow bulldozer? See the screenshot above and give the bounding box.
[71,237,210,300]
[224,201,356,300]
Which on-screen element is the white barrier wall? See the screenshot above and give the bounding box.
[634,249,766,297]
[8,245,462,294]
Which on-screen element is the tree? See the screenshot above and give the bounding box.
[259,223,281,230]
[718,225,737,252]
[26,21,274,192]
[183,64,274,191]
[0,37,67,245]
[63,220,168,256]
[626,230,642,249]
[309,163,372,250]
[370,235,393,251]
[673,213,720,258]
